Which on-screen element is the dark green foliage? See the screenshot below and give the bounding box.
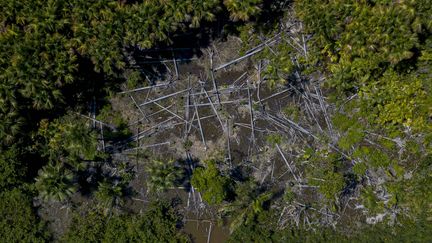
[62,209,107,243]
[63,201,188,243]
[191,160,233,205]
[0,0,243,129]
[96,104,132,141]
[386,155,432,217]
[124,201,189,243]
[227,211,363,243]
[0,0,241,196]
[0,189,50,242]
[354,219,432,243]
[102,216,129,243]
[220,180,274,233]
[183,140,193,150]
[93,162,134,210]
[0,145,25,190]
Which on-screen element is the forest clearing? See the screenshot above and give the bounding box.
[1,0,431,242]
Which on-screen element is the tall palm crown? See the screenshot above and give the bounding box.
[146,159,182,193]
[35,163,76,202]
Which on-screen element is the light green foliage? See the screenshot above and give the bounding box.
[296,0,432,132]
[191,160,232,205]
[0,189,50,242]
[358,70,429,131]
[266,134,283,146]
[297,0,431,77]
[353,146,392,168]
[262,34,297,88]
[332,113,356,132]
[378,137,396,150]
[319,171,345,201]
[306,150,346,201]
[282,105,301,122]
[391,164,405,179]
[352,162,367,177]
[36,115,99,165]
[237,24,259,54]
[146,159,183,193]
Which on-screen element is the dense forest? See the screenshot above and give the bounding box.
[1,0,431,242]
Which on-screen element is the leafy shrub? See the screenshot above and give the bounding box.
[191,160,233,205]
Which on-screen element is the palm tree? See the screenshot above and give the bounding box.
[146,159,183,193]
[35,163,76,202]
[0,109,23,145]
[94,180,125,209]
[223,0,261,21]
[219,181,272,233]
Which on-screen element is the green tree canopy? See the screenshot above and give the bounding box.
[191,160,233,205]
[146,159,183,193]
[0,188,50,242]
[35,163,76,202]
[63,201,188,243]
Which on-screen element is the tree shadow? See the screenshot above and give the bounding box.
[175,156,200,192]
